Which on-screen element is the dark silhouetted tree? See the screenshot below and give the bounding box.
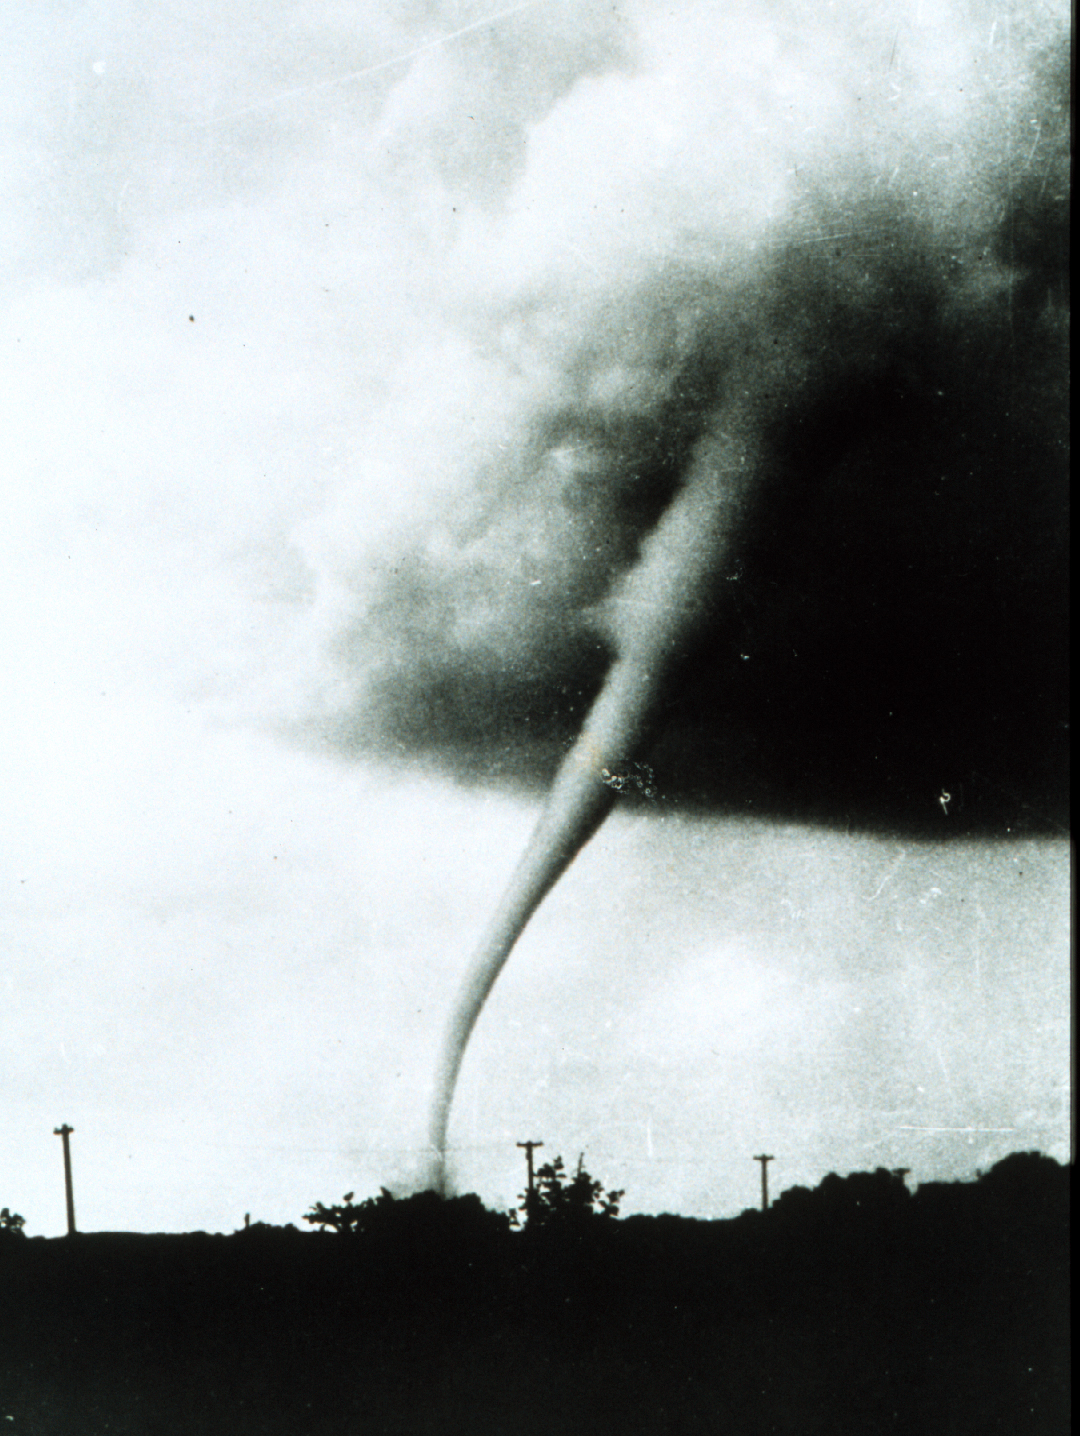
[808,1167,911,1215]
[303,1188,394,1235]
[976,1151,1068,1225]
[513,1154,623,1229]
[0,1207,25,1236]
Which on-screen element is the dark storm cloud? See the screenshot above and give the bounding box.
[312,1,1068,837]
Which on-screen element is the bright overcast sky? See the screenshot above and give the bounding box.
[1,0,1069,1237]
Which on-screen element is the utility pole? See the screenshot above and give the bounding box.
[753,1154,774,1212]
[54,1125,77,1236]
[517,1140,544,1200]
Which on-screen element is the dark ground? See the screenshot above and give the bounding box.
[0,1154,1068,1435]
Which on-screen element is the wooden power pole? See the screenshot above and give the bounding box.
[517,1140,544,1199]
[54,1124,77,1235]
[754,1153,774,1212]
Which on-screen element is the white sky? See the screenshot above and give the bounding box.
[1,0,1070,1236]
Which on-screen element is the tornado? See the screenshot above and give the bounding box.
[427,415,760,1189]
[362,0,1071,1193]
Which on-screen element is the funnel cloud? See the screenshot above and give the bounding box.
[388,1,1071,1186]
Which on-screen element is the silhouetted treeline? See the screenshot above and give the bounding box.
[0,1154,1068,1435]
